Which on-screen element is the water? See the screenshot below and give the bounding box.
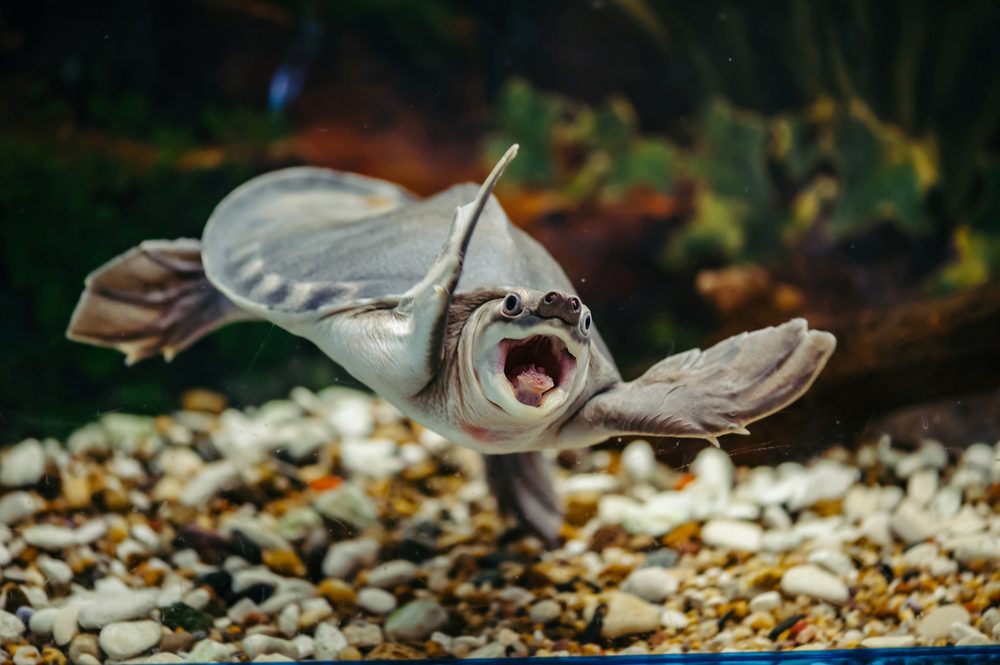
[1,1,999,662]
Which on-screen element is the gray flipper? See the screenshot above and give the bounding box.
[483,451,562,547]
[561,319,836,446]
[67,239,252,364]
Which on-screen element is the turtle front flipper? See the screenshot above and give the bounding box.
[67,239,254,365]
[559,319,836,447]
[483,450,563,547]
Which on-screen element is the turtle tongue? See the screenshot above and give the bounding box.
[514,365,555,407]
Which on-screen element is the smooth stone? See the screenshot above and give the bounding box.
[564,473,619,495]
[860,512,892,546]
[621,567,678,603]
[701,519,763,552]
[499,587,535,608]
[0,610,26,639]
[357,587,397,615]
[762,505,792,530]
[762,530,802,552]
[844,485,879,521]
[78,590,158,628]
[314,622,348,660]
[291,635,314,659]
[123,654,184,664]
[0,439,45,487]
[748,591,781,613]
[691,446,734,496]
[907,469,939,507]
[468,642,507,659]
[621,440,656,482]
[342,621,383,648]
[313,483,379,530]
[947,533,1000,563]
[37,555,74,585]
[367,559,417,588]
[902,543,939,568]
[53,605,79,646]
[861,635,916,648]
[186,638,237,662]
[99,620,162,660]
[891,500,935,544]
[251,655,294,663]
[529,600,561,624]
[182,461,238,507]
[780,565,848,604]
[660,609,689,630]
[340,438,404,478]
[385,599,448,642]
[22,525,77,550]
[917,604,971,641]
[12,645,40,665]
[601,592,660,638]
[322,538,379,578]
[28,608,59,634]
[808,549,855,577]
[951,623,991,646]
[277,603,299,638]
[242,635,300,660]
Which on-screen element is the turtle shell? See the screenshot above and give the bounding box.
[201,167,578,324]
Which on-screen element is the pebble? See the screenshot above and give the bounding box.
[52,606,78,646]
[621,566,678,603]
[0,439,46,487]
[748,591,781,613]
[385,599,448,641]
[186,638,237,662]
[182,461,238,506]
[277,603,300,638]
[951,623,992,646]
[313,483,379,530]
[22,525,77,551]
[691,446,734,496]
[242,635,301,660]
[529,599,561,624]
[808,549,855,577]
[907,468,938,507]
[13,645,41,665]
[37,556,74,585]
[98,620,162,660]
[0,490,43,525]
[340,438,404,478]
[600,592,661,638]
[357,587,397,614]
[77,590,158,628]
[890,500,934,544]
[621,440,656,482]
[314,622,348,660]
[701,519,763,552]
[0,610,26,639]
[322,538,379,578]
[342,621,383,648]
[660,609,689,630]
[917,604,971,641]
[366,559,418,588]
[780,565,849,604]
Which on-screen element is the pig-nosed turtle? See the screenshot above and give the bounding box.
[68,145,836,544]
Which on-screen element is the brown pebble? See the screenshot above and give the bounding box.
[588,524,627,552]
[662,522,701,550]
[339,646,363,660]
[42,646,68,665]
[565,494,599,527]
[263,549,307,577]
[318,578,357,611]
[160,630,196,653]
[181,388,228,414]
[368,643,425,660]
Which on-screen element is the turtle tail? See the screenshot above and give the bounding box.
[67,239,253,365]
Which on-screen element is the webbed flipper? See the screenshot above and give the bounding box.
[67,239,254,364]
[393,145,520,388]
[561,319,836,446]
[483,451,562,547]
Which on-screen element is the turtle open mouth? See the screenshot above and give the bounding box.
[499,335,577,407]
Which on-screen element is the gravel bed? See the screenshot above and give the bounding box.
[0,386,998,662]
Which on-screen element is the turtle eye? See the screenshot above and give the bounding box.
[580,312,592,335]
[502,293,523,316]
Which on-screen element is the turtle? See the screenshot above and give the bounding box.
[67,145,836,545]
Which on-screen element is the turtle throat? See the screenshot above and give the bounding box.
[500,335,576,407]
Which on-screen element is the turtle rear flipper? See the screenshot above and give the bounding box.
[483,451,563,547]
[67,239,254,365]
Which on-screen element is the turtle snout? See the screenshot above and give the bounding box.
[538,291,582,326]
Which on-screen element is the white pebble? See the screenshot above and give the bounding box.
[918,604,970,641]
[780,565,848,604]
[22,525,76,550]
[322,538,379,578]
[621,440,656,482]
[861,635,915,648]
[367,559,417,588]
[0,439,46,487]
[278,603,300,638]
[701,519,763,552]
[891,500,935,544]
[357,587,397,615]
[314,622,348,660]
[660,609,689,630]
[242,635,301,660]
[748,591,781,613]
[621,567,678,603]
[182,460,238,506]
[808,549,855,577]
[529,600,561,624]
[907,468,938,507]
[98,620,162,660]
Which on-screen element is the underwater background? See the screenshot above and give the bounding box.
[2,0,999,456]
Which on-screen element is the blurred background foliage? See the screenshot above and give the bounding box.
[1,0,998,444]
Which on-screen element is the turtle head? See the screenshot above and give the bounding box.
[465,288,593,421]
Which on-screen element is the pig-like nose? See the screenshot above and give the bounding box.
[538,291,581,326]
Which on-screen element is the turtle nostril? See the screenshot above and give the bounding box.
[543,292,557,304]
[570,298,580,311]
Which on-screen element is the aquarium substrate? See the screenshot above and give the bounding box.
[0,386,998,663]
